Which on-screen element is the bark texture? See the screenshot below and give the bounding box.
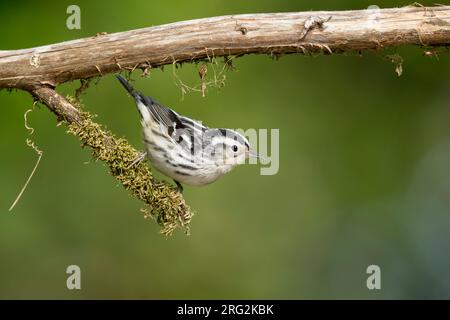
[1,6,449,90]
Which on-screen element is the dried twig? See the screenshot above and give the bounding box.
[9,103,43,211]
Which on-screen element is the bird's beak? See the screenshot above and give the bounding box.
[247,148,266,161]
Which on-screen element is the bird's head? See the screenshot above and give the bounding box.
[205,129,258,167]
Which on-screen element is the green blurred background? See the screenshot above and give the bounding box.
[1,0,450,299]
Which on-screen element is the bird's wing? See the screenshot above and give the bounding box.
[143,97,209,157]
[115,75,207,155]
[174,115,209,157]
[141,95,182,134]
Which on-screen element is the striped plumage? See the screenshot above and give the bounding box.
[116,75,251,189]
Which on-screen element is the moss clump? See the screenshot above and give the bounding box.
[65,96,192,235]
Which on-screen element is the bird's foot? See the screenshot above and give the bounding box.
[174,180,184,194]
[127,151,147,169]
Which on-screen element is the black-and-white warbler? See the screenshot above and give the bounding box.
[116,75,257,191]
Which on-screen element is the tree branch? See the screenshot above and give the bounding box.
[31,87,83,124]
[1,5,450,89]
[31,87,192,235]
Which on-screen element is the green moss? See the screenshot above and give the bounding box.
[65,96,192,235]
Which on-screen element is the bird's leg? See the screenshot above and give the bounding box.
[127,151,147,169]
[174,180,184,193]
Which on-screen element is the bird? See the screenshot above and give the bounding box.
[115,74,257,192]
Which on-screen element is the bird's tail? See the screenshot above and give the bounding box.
[116,74,141,100]
[116,74,154,122]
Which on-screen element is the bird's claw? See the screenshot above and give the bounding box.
[174,180,184,194]
[127,151,147,169]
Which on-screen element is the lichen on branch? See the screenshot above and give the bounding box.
[34,90,192,235]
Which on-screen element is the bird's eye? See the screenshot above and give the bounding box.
[232,145,238,152]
